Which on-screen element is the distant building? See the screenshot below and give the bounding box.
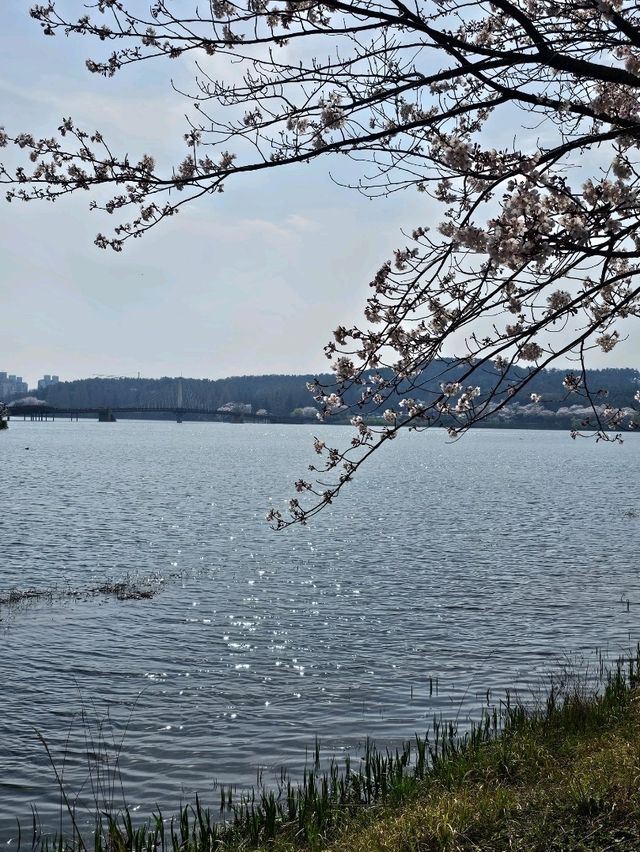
[0,372,28,401]
[37,374,60,391]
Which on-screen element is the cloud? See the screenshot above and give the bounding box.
[0,75,186,164]
[169,205,319,246]
[284,213,320,233]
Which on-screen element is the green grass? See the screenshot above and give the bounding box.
[325,660,640,852]
[27,650,640,852]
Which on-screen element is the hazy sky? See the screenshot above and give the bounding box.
[1,6,638,389]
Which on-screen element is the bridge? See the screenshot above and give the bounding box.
[7,377,313,424]
[5,378,319,425]
[5,403,303,424]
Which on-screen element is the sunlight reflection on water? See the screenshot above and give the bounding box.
[0,421,639,837]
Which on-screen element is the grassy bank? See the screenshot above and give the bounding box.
[31,651,640,852]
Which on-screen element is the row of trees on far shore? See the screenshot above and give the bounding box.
[7,365,639,422]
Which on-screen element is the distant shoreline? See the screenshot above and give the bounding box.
[4,411,639,432]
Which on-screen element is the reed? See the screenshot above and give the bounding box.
[0,578,157,608]
[23,647,640,852]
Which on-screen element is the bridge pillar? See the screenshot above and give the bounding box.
[176,378,184,423]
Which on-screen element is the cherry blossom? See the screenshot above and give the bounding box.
[2,0,640,525]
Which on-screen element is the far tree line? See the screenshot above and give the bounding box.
[6,364,639,422]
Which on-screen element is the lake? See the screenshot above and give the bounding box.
[0,421,638,839]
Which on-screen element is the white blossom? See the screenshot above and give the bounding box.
[322,393,343,409]
[519,342,543,362]
[440,382,462,396]
[563,374,581,392]
[596,332,619,352]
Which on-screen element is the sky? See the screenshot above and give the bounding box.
[1,5,638,389]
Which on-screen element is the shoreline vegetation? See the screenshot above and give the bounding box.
[0,579,158,610]
[27,649,640,852]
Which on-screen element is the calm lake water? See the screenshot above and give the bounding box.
[1,421,639,839]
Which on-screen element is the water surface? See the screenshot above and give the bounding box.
[1,422,638,838]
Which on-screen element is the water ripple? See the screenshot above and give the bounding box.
[0,422,638,838]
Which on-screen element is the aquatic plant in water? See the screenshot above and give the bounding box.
[22,647,640,852]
